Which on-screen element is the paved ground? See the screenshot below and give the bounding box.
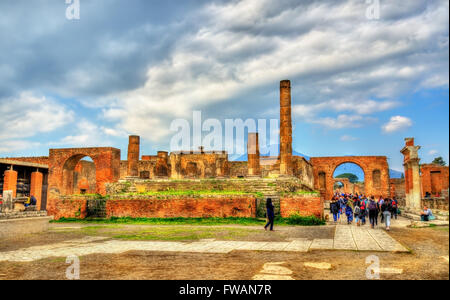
[0,225,408,263]
[0,216,447,280]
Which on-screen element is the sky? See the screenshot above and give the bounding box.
[0,0,448,172]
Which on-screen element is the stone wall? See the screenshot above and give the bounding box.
[420,164,449,198]
[390,178,406,199]
[106,178,313,195]
[106,196,256,218]
[0,156,49,166]
[53,198,88,220]
[421,197,449,212]
[280,195,323,218]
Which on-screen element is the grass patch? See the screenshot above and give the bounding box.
[52,216,325,226]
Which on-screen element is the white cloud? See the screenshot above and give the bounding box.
[428,149,439,155]
[340,135,358,141]
[51,120,112,148]
[0,92,74,140]
[310,114,376,129]
[102,0,448,140]
[0,140,40,153]
[382,116,413,133]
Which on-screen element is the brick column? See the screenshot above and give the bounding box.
[280,80,293,175]
[30,171,43,210]
[127,135,140,177]
[3,169,18,198]
[247,133,261,177]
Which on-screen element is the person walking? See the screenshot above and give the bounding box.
[381,198,393,231]
[391,197,399,220]
[368,196,379,229]
[345,202,354,225]
[264,198,275,231]
[330,198,340,223]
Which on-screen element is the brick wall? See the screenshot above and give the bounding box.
[106,196,256,218]
[52,195,256,220]
[53,198,87,220]
[1,157,49,166]
[280,195,323,218]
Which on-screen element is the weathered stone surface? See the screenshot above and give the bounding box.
[127,136,140,177]
[304,262,332,270]
[310,156,390,200]
[280,195,323,218]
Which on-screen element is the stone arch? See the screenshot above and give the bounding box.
[310,156,390,201]
[372,169,381,189]
[47,147,121,215]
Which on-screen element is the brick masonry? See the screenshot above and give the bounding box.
[280,196,323,218]
[106,196,256,219]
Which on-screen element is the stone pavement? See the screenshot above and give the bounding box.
[0,225,409,263]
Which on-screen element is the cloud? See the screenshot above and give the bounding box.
[340,135,358,141]
[382,116,413,133]
[0,140,41,154]
[310,114,376,129]
[0,0,448,148]
[428,149,439,155]
[51,120,112,148]
[0,93,74,149]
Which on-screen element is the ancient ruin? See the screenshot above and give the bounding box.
[1,80,448,221]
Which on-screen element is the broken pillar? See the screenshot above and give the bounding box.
[247,133,261,177]
[127,135,140,177]
[3,168,18,198]
[30,170,43,210]
[401,138,422,210]
[280,80,293,176]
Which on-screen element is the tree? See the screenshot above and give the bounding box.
[335,173,359,183]
[432,157,447,166]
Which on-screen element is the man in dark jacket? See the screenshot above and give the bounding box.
[264,198,275,231]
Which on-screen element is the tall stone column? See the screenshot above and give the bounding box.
[280,80,293,175]
[3,168,18,198]
[401,138,422,210]
[247,133,261,177]
[30,170,43,210]
[127,135,140,178]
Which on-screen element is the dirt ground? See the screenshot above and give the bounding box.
[0,223,448,280]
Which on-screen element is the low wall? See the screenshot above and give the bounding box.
[54,198,88,220]
[280,195,323,219]
[0,216,53,239]
[106,196,256,219]
[52,195,256,220]
[422,197,449,212]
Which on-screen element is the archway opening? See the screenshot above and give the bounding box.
[62,155,97,195]
[333,181,345,193]
[333,163,365,195]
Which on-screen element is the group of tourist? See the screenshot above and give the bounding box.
[329,193,399,231]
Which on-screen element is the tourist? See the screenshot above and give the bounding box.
[30,195,37,206]
[368,196,379,229]
[359,200,367,226]
[378,196,385,223]
[381,198,393,231]
[345,202,353,225]
[264,198,275,231]
[353,197,361,226]
[391,197,399,220]
[420,206,433,222]
[330,197,340,223]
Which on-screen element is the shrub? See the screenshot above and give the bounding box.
[283,214,325,226]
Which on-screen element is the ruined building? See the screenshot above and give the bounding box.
[1,80,448,220]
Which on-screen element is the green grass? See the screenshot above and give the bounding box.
[52,215,325,226]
